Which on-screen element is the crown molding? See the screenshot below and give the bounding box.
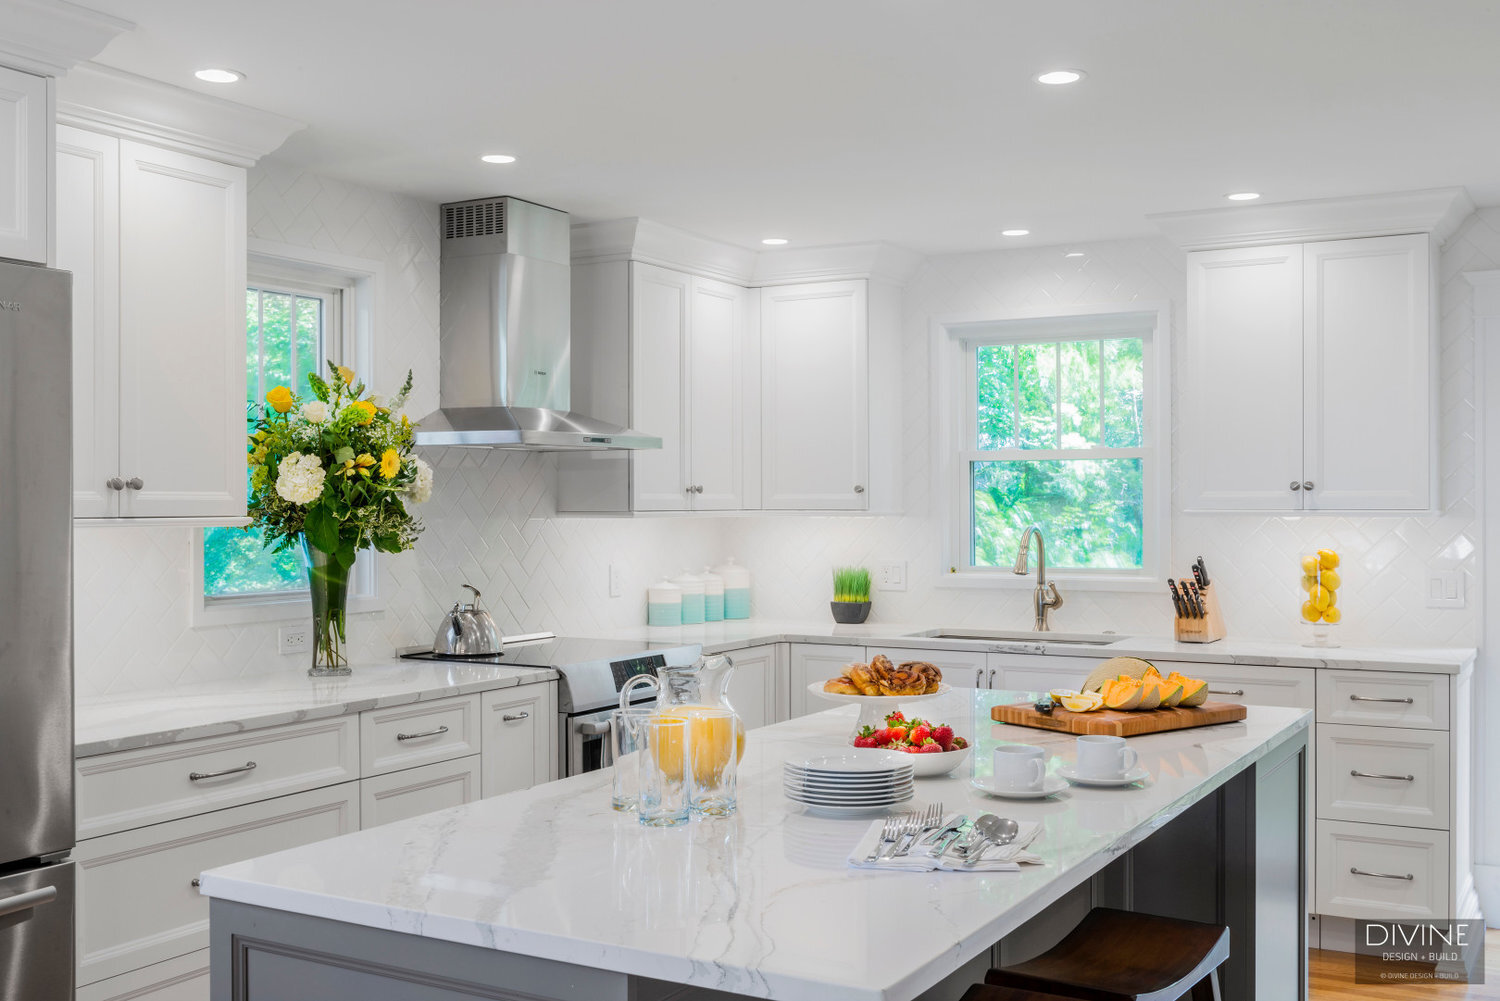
[0,0,131,77]
[1150,187,1475,251]
[571,216,922,286]
[57,62,305,167]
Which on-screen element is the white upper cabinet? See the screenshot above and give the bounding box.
[56,128,248,520]
[629,262,692,511]
[760,280,869,510]
[1183,233,1432,512]
[687,274,750,510]
[0,65,49,264]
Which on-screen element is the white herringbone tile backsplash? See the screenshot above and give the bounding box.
[73,168,1492,695]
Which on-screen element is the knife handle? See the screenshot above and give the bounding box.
[1191,564,1206,590]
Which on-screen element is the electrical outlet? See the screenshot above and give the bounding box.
[877,561,907,592]
[608,562,624,598]
[1427,569,1465,609]
[278,626,309,655]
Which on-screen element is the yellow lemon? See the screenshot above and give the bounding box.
[1318,549,1340,570]
[1060,692,1104,713]
[1311,585,1333,611]
[1322,607,1342,624]
[1319,569,1341,590]
[1300,574,1317,593]
[1301,555,1319,575]
[1301,600,1322,623]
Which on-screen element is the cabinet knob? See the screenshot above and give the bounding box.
[1289,481,1302,491]
[1302,480,1314,490]
[190,878,201,888]
[853,485,865,494]
[106,477,125,491]
[126,477,144,491]
[695,485,705,494]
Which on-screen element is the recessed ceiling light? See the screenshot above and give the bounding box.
[194,68,242,84]
[480,154,517,164]
[1064,251,1085,258]
[1036,69,1084,86]
[761,238,789,246]
[1226,192,1261,201]
[1001,229,1030,237]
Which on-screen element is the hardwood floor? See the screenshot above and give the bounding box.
[1311,937,1500,1000]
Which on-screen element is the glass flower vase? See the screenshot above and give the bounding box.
[303,539,351,677]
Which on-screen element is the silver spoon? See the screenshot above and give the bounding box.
[962,815,1020,868]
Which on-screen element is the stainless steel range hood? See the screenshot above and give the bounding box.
[414,197,660,450]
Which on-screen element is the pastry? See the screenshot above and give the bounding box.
[877,666,928,696]
[846,663,882,696]
[899,660,943,694]
[822,676,861,695]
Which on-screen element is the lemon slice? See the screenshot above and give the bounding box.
[1059,692,1104,713]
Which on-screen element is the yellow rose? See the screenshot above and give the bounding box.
[348,400,376,425]
[265,386,294,414]
[379,448,401,479]
[335,365,356,386]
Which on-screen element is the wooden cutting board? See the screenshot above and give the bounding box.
[990,700,1247,737]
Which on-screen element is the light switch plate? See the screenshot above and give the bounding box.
[1426,569,1464,609]
[608,563,624,598]
[877,561,907,591]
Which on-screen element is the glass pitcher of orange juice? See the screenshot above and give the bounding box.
[656,654,746,765]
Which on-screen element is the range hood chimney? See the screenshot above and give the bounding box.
[413,196,661,450]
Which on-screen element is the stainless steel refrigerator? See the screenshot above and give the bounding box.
[0,259,75,999]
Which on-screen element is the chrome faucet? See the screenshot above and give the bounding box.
[1013,525,1064,631]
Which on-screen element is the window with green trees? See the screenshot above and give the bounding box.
[966,335,1149,572]
[202,284,335,599]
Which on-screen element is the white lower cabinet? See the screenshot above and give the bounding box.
[76,949,210,1001]
[882,646,988,690]
[1316,819,1450,920]
[988,654,1111,696]
[721,644,782,729]
[73,783,359,986]
[787,644,865,718]
[1152,661,1315,709]
[481,683,558,798]
[360,756,482,829]
[359,694,481,777]
[1317,724,1448,830]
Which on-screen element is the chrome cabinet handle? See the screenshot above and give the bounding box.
[106,477,125,491]
[1303,480,1314,490]
[126,477,144,490]
[191,878,201,888]
[1290,481,1302,491]
[1351,769,1415,781]
[577,719,611,735]
[1208,688,1245,696]
[854,485,866,493]
[188,761,257,781]
[502,711,530,722]
[0,886,57,919]
[396,725,450,741]
[1349,695,1415,704]
[1350,867,1414,881]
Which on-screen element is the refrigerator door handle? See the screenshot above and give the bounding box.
[0,885,57,919]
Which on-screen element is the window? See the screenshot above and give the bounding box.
[941,308,1168,586]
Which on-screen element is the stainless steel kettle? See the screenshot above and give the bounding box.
[432,584,503,655]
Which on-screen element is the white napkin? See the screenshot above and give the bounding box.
[847,814,1045,872]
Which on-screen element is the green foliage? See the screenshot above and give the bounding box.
[203,525,308,596]
[833,566,872,603]
[972,460,1143,570]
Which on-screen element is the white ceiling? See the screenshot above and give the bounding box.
[81,0,1500,255]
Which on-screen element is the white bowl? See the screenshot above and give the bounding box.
[851,743,972,777]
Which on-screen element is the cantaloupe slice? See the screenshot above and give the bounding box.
[1081,656,1160,694]
[1101,678,1144,711]
[1170,672,1210,708]
[1135,683,1164,710]
[1155,679,1186,707]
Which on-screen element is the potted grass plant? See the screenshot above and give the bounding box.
[831,566,873,624]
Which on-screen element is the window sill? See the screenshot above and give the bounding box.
[935,570,1165,593]
[191,593,384,629]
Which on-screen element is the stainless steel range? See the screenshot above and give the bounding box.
[402,636,701,777]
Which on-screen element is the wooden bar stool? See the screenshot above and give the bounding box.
[961,984,1080,1001]
[983,908,1229,1001]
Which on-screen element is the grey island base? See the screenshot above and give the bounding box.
[204,694,1310,1001]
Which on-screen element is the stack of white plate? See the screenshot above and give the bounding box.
[783,753,915,816]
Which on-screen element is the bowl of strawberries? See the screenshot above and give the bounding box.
[851,711,972,777]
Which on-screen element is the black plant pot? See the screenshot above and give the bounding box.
[830,601,871,624]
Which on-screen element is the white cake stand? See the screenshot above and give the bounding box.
[806,682,954,739]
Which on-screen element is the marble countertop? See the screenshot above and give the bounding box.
[199,691,1311,1001]
[74,660,558,758]
[589,619,1476,675]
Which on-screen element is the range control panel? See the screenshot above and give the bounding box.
[609,653,665,692]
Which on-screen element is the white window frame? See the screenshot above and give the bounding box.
[932,303,1171,592]
[191,240,387,627]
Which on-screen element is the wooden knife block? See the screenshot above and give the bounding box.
[1175,585,1227,643]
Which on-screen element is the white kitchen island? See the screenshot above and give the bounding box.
[200,692,1310,1001]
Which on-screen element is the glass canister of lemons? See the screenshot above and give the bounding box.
[1300,548,1342,647]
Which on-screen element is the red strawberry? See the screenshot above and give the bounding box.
[886,711,905,723]
[918,741,944,753]
[952,736,968,749]
[853,735,878,748]
[903,744,923,753]
[909,724,931,745]
[874,727,900,746]
[931,725,955,751]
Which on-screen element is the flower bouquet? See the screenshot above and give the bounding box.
[247,364,433,675]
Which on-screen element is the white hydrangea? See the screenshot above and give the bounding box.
[404,456,434,504]
[274,452,327,505]
[299,400,329,423]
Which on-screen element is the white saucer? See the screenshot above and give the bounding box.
[970,774,1069,800]
[1058,765,1151,787]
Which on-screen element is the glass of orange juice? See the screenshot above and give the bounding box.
[687,707,738,818]
[640,715,691,827]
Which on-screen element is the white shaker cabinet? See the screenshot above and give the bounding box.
[1183,233,1432,512]
[721,644,782,729]
[0,65,49,264]
[56,127,248,520]
[760,280,869,510]
[480,683,558,798]
[787,643,865,718]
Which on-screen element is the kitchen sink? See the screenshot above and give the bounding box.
[909,628,1123,646]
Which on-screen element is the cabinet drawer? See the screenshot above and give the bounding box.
[1317,670,1448,730]
[1315,820,1449,920]
[1316,724,1449,829]
[360,756,481,829]
[76,716,359,839]
[360,694,480,777]
[480,683,556,798]
[1154,661,1315,709]
[76,948,209,1001]
[74,783,358,986]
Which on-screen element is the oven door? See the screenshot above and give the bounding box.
[564,702,656,778]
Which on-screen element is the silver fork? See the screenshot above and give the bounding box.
[893,803,944,858]
[863,817,900,863]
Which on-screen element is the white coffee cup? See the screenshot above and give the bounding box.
[992,745,1046,791]
[1074,734,1138,779]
